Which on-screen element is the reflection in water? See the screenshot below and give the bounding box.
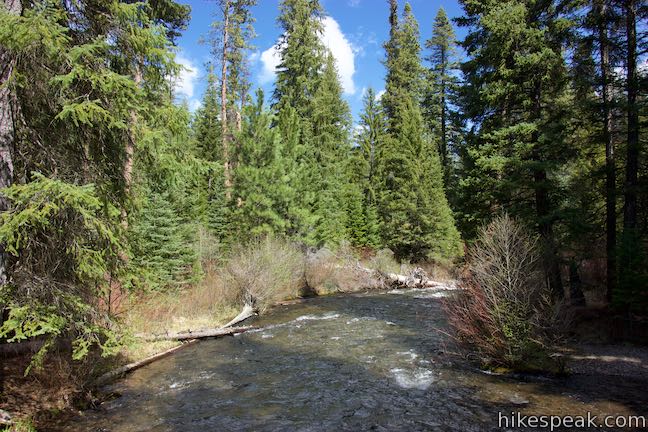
[66,289,647,431]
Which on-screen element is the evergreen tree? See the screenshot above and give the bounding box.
[350,88,387,248]
[130,187,197,290]
[208,0,257,199]
[192,67,229,240]
[0,0,192,360]
[379,1,462,261]
[231,90,291,238]
[424,7,460,183]
[457,0,573,297]
[311,52,353,246]
[272,0,324,118]
[275,104,318,242]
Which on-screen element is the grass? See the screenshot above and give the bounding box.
[119,268,241,363]
[2,419,37,432]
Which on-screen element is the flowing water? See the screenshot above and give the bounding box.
[66,288,647,431]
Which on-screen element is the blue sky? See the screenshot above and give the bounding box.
[173,0,466,121]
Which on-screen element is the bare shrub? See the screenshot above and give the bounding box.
[223,237,305,312]
[445,214,565,371]
[305,242,382,294]
[305,248,338,295]
[418,259,457,283]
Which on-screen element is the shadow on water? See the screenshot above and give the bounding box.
[63,290,647,432]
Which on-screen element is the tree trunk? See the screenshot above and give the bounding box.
[596,0,616,303]
[95,340,199,386]
[137,325,254,342]
[221,0,232,201]
[623,0,639,233]
[0,0,22,289]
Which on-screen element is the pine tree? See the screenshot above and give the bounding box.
[379,1,461,261]
[275,104,318,242]
[208,0,257,199]
[231,90,290,238]
[192,67,229,240]
[424,7,460,182]
[272,0,324,118]
[311,52,352,246]
[350,88,387,248]
[357,88,387,198]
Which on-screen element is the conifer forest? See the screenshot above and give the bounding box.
[0,0,647,430]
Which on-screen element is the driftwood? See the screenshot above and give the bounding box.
[95,340,199,386]
[136,325,255,342]
[221,303,256,328]
[356,265,449,289]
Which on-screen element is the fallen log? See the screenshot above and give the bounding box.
[135,325,255,342]
[355,265,449,289]
[96,305,260,386]
[95,340,199,386]
[221,303,256,328]
[382,271,441,288]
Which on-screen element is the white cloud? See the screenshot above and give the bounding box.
[375,89,386,101]
[320,16,356,95]
[174,53,199,99]
[348,0,361,7]
[248,50,261,64]
[258,16,357,95]
[259,45,281,85]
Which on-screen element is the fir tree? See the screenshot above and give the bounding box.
[379,1,462,261]
[272,0,324,118]
[131,187,198,290]
[311,52,352,246]
[424,7,460,182]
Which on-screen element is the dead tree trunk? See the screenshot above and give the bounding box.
[137,325,255,342]
[94,340,199,386]
[220,0,232,201]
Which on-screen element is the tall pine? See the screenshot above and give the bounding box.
[379,1,461,261]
